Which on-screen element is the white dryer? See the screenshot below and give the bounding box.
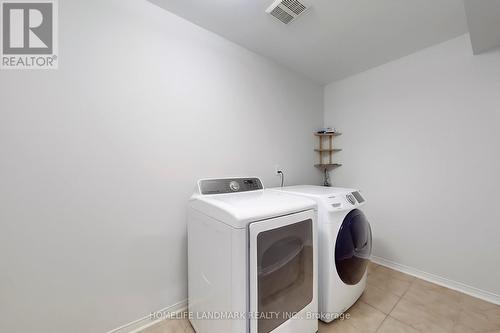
[270,186,372,322]
[188,178,318,333]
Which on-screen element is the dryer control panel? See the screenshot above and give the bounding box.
[198,178,263,195]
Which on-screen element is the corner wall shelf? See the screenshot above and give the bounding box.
[314,149,342,152]
[314,132,342,169]
[314,133,342,137]
[314,163,342,169]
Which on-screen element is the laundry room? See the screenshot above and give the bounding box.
[0,0,499,332]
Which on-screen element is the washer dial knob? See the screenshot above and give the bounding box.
[346,194,356,205]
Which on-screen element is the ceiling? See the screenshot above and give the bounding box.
[148,0,469,84]
[464,0,500,54]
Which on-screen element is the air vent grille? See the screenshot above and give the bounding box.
[282,0,307,15]
[270,6,294,24]
[266,0,309,25]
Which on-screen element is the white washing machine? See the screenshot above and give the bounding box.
[270,186,372,322]
[188,178,318,333]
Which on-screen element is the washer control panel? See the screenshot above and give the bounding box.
[321,190,366,211]
[199,178,263,195]
[345,191,365,205]
[346,194,356,205]
[352,191,365,203]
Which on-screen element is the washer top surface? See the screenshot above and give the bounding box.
[271,185,357,198]
[189,179,316,228]
[270,185,366,212]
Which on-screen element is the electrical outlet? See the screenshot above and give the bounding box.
[275,165,282,175]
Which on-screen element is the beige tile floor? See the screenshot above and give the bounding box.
[140,262,500,333]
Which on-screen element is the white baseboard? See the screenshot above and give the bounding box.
[106,299,188,333]
[371,255,500,306]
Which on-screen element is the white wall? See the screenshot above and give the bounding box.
[325,34,500,298]
[0,1,323,332]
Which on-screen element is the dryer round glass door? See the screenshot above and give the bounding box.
[335,209,372,285]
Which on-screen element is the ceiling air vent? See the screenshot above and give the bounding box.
[266,0,310,25]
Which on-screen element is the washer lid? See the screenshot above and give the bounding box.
[189,190,316,228]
